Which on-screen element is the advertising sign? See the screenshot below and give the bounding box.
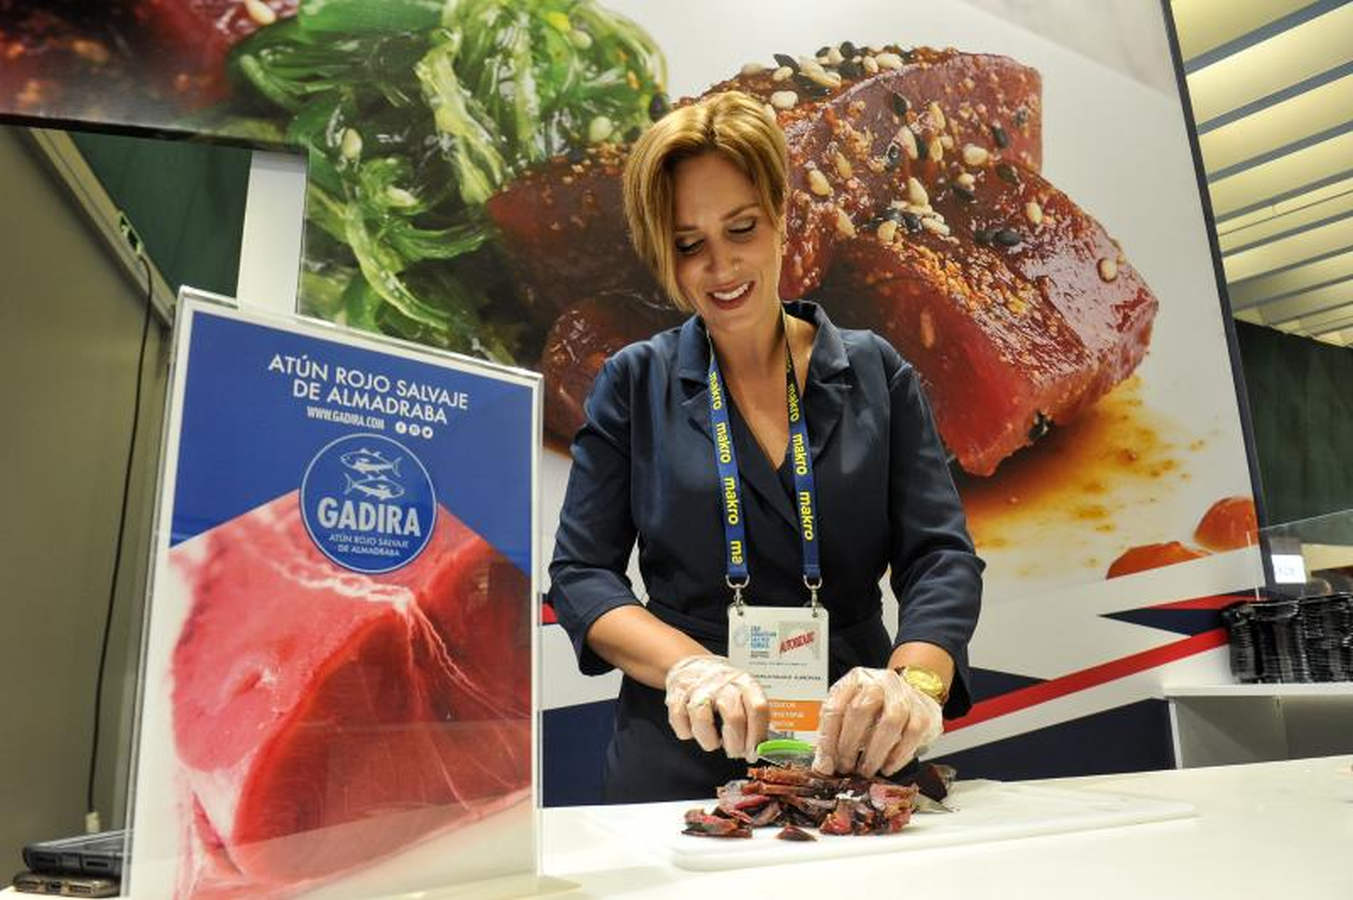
[127,290,539,898]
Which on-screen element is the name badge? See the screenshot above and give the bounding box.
[727,605,829,742]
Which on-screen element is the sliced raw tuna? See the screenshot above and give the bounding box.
[170,491,530,897]
[815,159,1158,475]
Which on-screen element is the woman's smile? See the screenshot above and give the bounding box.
[708,279,755,308]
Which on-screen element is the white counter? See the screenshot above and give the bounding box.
[542,755,1353,899]
[8,757,1349,899]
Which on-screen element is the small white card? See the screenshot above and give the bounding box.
[727,605,829,741]
[1271,552,1307,585]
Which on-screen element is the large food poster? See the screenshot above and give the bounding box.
[128,291,539,898]
[518,1,1262,784]
[4,2,1263,788]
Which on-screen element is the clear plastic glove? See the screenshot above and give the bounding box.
[812,667,943,777]
[665,654,770,761]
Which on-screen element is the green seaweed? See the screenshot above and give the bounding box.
[225,0,666,362]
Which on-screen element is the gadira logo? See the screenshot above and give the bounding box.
[300,433,436,574]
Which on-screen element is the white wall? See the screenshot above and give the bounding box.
[236,150,307,311]
[964,0,1177,95]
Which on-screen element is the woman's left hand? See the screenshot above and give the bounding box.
[812,667,943,777]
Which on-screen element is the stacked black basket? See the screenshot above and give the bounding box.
[1223,594,1353,683]
[1298,594,1353,681]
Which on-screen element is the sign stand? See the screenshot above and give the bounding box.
[124,288,541,899]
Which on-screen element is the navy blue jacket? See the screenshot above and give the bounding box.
[548,300,983,723]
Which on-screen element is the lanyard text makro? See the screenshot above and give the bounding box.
[706,309,823,616]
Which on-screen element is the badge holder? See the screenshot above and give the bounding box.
[726,576,830,742]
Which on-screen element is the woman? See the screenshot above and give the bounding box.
[547,90,982,803]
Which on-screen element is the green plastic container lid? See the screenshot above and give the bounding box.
[755,738,814,764]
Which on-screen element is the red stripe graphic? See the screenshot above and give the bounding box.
[948,628,1229,731]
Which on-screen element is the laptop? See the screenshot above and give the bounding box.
[22,830,125,879]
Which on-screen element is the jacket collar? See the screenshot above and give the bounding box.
[678,300,853,531]
[675,299,850,385]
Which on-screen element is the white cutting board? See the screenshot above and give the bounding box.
[588,780,1195,871]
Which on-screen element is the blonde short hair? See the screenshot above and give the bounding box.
[622,91,789,311]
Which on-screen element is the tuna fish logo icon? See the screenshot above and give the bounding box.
[344,473,404,501]
[340,448,407,502]
[301,433,437,574]
[339,448,402,478]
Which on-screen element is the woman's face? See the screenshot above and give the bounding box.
[671,152,783,339]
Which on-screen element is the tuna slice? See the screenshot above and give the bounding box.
[486,143,665,329]
[169,491,530,897]
[0,6,145,118]
[487,47,1041,326]
[700,45,1041,299]
[0,3,302,122]
[133,0,302,106]
[540,294,685,440]
[815,159,1158,475]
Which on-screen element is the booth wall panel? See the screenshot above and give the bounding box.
[68,132,250,299]
[0,125,167,870]
[1235,321,1353,523]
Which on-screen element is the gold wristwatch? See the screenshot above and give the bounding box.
[894,665,948,704]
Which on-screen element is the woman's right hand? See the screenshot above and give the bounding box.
[664,654,769,762]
